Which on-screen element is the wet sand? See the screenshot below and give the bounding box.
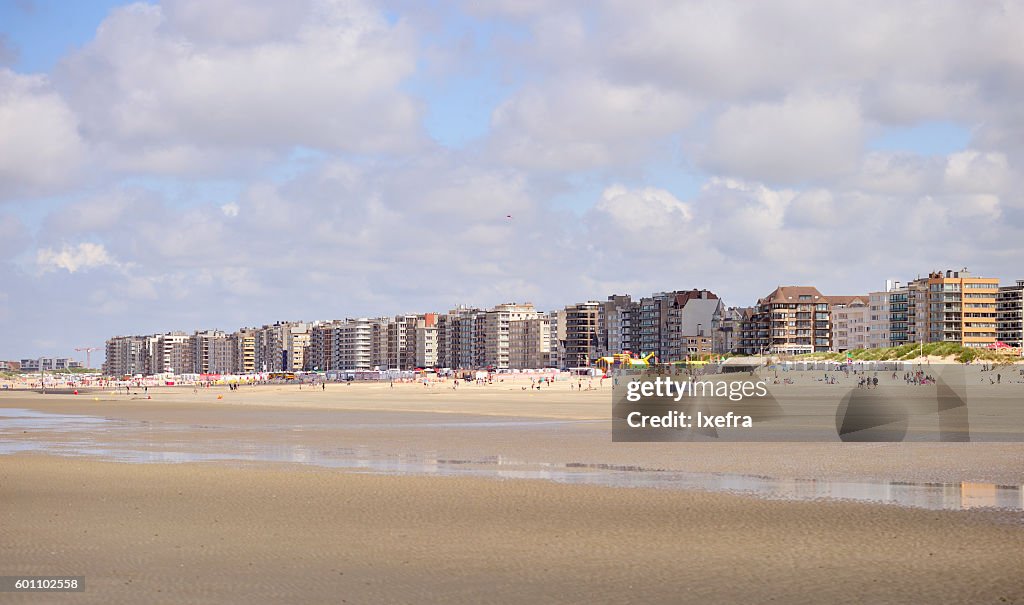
[2,385,1023,603]
[2,455,1023,605]
[2,385,1023,485]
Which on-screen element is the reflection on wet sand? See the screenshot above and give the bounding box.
[2,408,1020,512]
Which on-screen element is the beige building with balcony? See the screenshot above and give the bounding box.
[925,270,998,348]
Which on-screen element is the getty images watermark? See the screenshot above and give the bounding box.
[612,362,1024,442]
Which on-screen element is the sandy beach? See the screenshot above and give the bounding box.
[2,455,1023,605]
[1,383,1023,603]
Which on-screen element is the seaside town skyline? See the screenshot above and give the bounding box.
[5,266,1020,373]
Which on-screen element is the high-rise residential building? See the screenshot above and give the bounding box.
[633,295,662,358]
[545,311,563,369]
[151,331,194,374]
[867,288,892,349]
[371,318,389,369]
[888,278,929,347]
[253,323,287,372]
[284,323,310,372]
[830,296,869,352]
[307,322,339,371]
[415,314,439,369]
[483,303,540,369]
[743,286,832,355]
[436,313,451,368]
[103,335,151,376]
[193,330,234,374]
[382,315,419,370]
[508,316,552,369]
[562,301,601,368]
[439,306,483,369]
[738,308,762,355]
[330,318,379,371]
[997,280,1024,349]
[630,290,721,361]
[601,295,634,356]
[924,269,998,348]
[234,329,257,374]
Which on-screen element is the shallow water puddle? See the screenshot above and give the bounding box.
[2,408,1021,512]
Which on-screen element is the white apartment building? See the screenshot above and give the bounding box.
[334,318,378,371]
[867,291,890,349]
[831,296,870,352]
[415,318,438,369]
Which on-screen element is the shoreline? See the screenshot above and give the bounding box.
[2,388,1023,504]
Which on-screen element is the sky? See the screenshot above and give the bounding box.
[1,0,1023,362]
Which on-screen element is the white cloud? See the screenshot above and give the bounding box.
[57,0,424,163]
[37,242,117,274]
[489,75,699,171]
[220,202,240,217]
[592,184,692,232]
[0,69,86,199]
[700,92,864,184]
[943,150,1009,193]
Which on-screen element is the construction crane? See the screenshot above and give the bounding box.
[75,347,99,369]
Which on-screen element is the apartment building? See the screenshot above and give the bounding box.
[253,323,286,372]
[382,315,416,370]
[997,280,1024,348]
[601,295,634,356]
[234,329,257,374]
[631,290,721,361]
[867,289,891,349]
[415,314,439,369]
[284,323,310,372]
[150,331,194,374]
[307,322,338,371]
[508,316,552,369]
[712,306,748,354]
[562,301,600,368]
[924,269,998,348]
[664,290,722,360]
[888,278,929,347]
[482,303,540,369]
[830,296,869,352]
[743,286,832,355]
[192,330,234,374]
[436,306,482,369]
[545,311,563,369]
[103,335,151,376]
[20,357,81,372]
[329,318,378,371]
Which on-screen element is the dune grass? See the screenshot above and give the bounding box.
[798,342,1020,364]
